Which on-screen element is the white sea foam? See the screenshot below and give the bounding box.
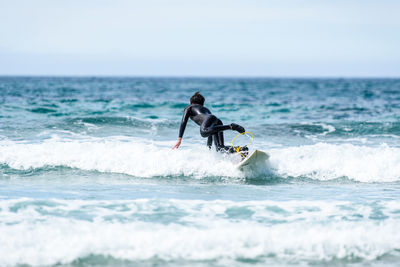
[270,142,400,182]
[319,123,336,135]
[0,137,242,178]
[1,137,400,182]
[0,198,399,266]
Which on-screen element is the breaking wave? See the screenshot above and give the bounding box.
[1,137,400,182]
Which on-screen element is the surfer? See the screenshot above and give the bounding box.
[172,92,247,153]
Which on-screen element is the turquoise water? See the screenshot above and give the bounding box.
[1,77,400,266]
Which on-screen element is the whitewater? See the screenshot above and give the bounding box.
[1,77,400,266]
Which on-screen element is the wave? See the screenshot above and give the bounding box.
[0,198,399,266]
[1,137,400,182]
[270,143,400,182]
[0,137,243,179]
[255,122,400,139]
[66,116,177,130]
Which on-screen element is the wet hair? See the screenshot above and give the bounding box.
[190,91,205,105]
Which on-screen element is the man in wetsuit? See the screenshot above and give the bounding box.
[172,92,246,152]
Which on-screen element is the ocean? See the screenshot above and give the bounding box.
[0,77,400,266]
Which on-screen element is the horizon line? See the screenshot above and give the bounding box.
[1,74,399,79]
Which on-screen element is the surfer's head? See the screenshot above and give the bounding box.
[190,92,205,105]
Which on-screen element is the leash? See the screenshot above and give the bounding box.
[231,131,254,158]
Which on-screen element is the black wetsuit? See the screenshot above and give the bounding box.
[179,104,236,151]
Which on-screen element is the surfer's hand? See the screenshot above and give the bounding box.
[172,138,182,149]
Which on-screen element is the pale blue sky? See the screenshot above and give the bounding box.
[0,0,399,76]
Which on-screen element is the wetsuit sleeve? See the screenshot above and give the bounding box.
[178,106,191,138]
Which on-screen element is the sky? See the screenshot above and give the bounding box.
[0,0,399,77]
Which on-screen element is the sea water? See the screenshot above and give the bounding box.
[0,77,400,266]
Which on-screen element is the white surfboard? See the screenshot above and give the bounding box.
[236,150,270,170]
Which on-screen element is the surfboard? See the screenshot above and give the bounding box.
[236,150,269,170]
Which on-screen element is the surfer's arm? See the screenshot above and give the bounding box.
[173,106,190,149]
[178,106,191,138]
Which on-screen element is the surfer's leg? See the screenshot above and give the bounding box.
[215,119,237,153]
[212,119,226,151]
[216,119,225,147]
[212,119,231,152]
[216,121,235,153]
[217,132,224,146]
[200,116,231,138]
[213,134,220,151]
[200,116,217,138]
[201,116,221,151]
[207,136,213,149]
[201,116,245,153]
